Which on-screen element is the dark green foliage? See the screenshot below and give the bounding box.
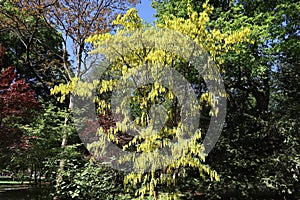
[152,0,300,199]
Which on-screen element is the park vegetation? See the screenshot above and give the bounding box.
[0,0,299,199]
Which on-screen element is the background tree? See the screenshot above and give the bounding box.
[152,0,300,198]
[0,0,66,99]
[18,103,70,186]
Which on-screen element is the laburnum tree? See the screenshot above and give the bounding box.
[53,1,252,198]
[0,46,40,168]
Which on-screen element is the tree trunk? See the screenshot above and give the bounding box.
[54,93,74,198]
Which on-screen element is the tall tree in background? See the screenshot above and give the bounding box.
[0,0,66,99]
[152,0,300,198]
